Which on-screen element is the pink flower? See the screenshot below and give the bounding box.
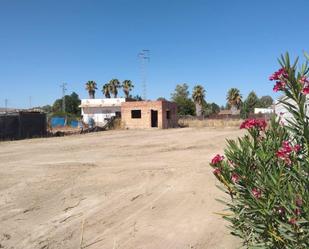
[296,196,303,207]
[302,86,309,95]
[299,76,309,94]
[252,188,262,199]
[284,157,292,165]
[269,68,288,81]
[299,76,309,85]
[211,154,224,165]
[276,140,295,165]
[273,81,286,92]
[293,144,301,152]
[276,150,286,158]
[282,141,293,153]
[213,168,221,176]
[289,217,297,225]
[231,173,240,183]
[240,119,267,130]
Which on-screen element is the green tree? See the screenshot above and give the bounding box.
[245,91,259,113]
[102,83,111,98]
[211,103,220,114]
[226,88,242,114]
[52,99,62,113]
[109,79,121,98]
[122,80,134,98]
[131,95,143,101]
[171,83,195,116]
[66,92,81,115]
[258,95,274,108]
[52,92,81,116]
[41,105,52,113]
[203,102,220,117]
[240,101,249,119]
[85,81,97,99]
[192,85,206,117]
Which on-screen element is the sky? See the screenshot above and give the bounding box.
[0,0,309,108]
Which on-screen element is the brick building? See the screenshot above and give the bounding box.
[121,100,178,129]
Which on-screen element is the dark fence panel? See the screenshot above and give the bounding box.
[0,115,19,140]
[19,112,47,139]
[0,112,46,140]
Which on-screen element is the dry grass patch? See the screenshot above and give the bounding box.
[178,118,243,128]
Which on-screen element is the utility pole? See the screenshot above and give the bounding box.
[29,96,32,109]
[138,49,150,100]
[60,83,67,112]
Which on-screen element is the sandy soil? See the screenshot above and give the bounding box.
[0,127,244,249]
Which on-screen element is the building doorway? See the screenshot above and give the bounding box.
[151,110,158,127]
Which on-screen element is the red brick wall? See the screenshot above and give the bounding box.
[162,101,178,129]
[121,101,177,129]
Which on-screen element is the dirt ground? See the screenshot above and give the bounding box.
[0,127,244,249]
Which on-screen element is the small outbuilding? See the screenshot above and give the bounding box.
[254,107,274,114]
[121,100,177,129]
[80,98,125,126]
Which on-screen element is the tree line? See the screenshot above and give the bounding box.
[47,79,136,116]
[42,81,273,119]
[85,79,134,99]
[225,88,273,118]
[171,84,273,117]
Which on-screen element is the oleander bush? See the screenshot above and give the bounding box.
[210,53,309,248]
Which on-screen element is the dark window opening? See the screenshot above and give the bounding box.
[166,110,171,119]
[131,110,141,119]
[115,111,121,118]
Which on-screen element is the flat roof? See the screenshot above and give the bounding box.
[79,103,122,108]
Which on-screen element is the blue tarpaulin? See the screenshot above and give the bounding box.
[51,117,66,127]
[70,120,79,128]
[50,117,79,128]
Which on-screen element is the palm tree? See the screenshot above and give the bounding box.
[192,85,206,117]
[226,88,242,114]
[102,83,111,98]
[109,79,121,98]
[85,81,97,99]
[122,80,134,98]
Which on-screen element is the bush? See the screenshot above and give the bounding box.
[210,53,309,248]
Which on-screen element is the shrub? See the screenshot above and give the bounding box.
[210,53,309,248]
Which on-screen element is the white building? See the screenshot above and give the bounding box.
[80,98,126,126]
[274,96,309,124]
[254,107,274,114]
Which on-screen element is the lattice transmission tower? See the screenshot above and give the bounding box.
[138,49,150,100]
